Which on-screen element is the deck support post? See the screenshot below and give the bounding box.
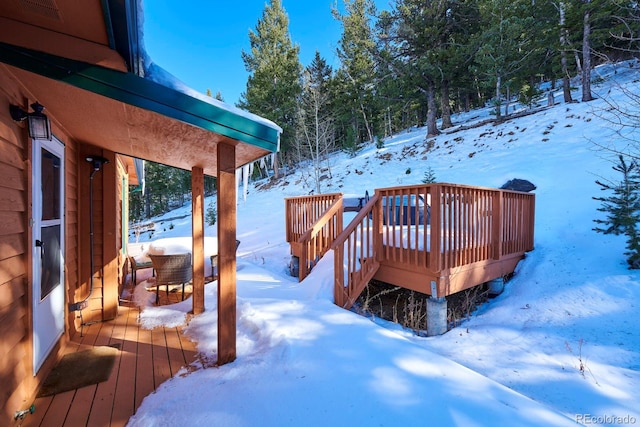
[217,142,237,365]
[426,296,447,336]
[487,277,505,297]
[191,166,205,315]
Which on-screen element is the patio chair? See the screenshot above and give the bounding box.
[128,255,154,285]
[148,253,192,304]
[210,240,240,280]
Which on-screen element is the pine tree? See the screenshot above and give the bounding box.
[564,0,621,102]
[557,1,575,103]
[295,51,335,193]
[593,155,640,268]
[387,0,482,135]
[332,0,378,147]
[239,0,302,164]
[474,0,538,119]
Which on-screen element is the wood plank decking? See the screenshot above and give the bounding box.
[21,272,199,427]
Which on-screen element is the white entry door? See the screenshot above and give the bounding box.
[32,137,65,374]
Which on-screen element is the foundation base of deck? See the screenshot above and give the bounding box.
[427,297,448,336]
[488,277,505,297]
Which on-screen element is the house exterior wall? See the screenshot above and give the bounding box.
[76,145,120,325]
[0,65,123,424]
[0,68,35,424]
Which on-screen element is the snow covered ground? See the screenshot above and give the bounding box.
[127,61,640,426]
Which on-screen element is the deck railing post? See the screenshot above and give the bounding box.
[284,199,291,242]
[429,184,441,272]
[334,235,345,307]
[373,189,382,263]
[492,190,504,260]
[527,194,535,251]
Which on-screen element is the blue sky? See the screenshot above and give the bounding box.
[142,1,391,105]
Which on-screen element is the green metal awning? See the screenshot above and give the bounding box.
[0,42,280,153]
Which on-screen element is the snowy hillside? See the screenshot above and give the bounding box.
[127,61,640,427]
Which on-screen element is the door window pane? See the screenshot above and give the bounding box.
[41,148,61,221]
[40,225,61,299]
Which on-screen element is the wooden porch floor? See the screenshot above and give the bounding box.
[22,271,199,427]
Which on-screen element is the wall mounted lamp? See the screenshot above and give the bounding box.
[85,155,109,172]
[9,102,52,140]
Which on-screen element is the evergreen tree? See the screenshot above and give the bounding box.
[393,0,448,136]
[239,0,302,166]
[580,0,595,101]
[129,162,192,221]
[557,1,575,103]
[607,0,640,56]
[523,0,557,95]
[295,51,336,193]
[565,0,621,102]
[593,155,640,268]
[474,0,537,119]
[372,9,406,137]
[332,0,379,147]
[386,0,481,135]
[437,1,482,129]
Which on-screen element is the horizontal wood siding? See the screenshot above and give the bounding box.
[65,141,79,333]
[76,145,115,324]
[0,68,87,425]
[0,80,30,424]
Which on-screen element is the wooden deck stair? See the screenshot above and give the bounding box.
[286,183,535,310]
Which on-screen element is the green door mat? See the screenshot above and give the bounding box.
[37,346,118,397]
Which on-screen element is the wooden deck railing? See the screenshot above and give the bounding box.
[285,193,342,242]
[430,184,535,270]
[286,184,535,309]
[332,194,380,308]
[285,193,344,281]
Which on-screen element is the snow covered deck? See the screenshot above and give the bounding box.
[285,183,535,308]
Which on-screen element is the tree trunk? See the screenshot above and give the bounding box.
[504,84,511,117]
[426,78,440,137]
[495,74,502,120]
[273,152,280,179]
[144,190,151,219]
[582,1,594,102]
[441,79,453,129]
[559,1,574,103]
[356,96,374,144]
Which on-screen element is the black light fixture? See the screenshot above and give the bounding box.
[9,102,52,140]
[85,155,109,171]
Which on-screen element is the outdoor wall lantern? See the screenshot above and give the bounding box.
[9,102,52,140]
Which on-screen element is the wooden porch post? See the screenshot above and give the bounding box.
[192,166,205,315]
[217,142,237,365]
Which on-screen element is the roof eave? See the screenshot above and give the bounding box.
[0,42,280,152]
